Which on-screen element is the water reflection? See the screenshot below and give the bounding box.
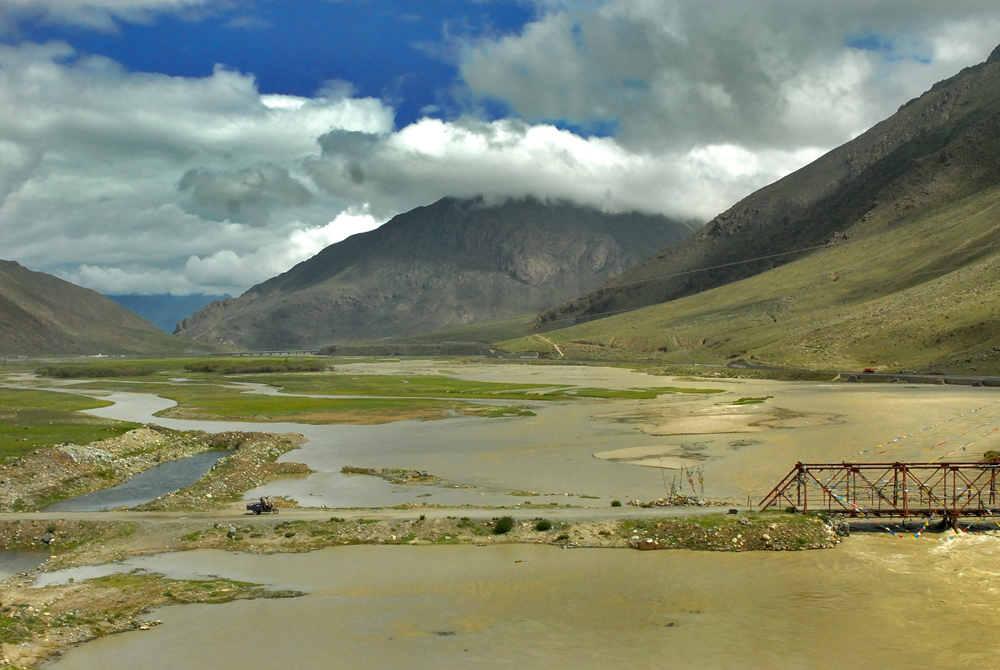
[0,551,47,580]
[43,451,231,512]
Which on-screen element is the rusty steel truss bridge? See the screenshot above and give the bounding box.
[758,461,1000,529]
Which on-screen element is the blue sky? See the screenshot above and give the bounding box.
[0,0,999,296]
[8,0,537,129]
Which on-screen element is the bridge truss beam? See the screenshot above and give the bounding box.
[759,462,1000,527]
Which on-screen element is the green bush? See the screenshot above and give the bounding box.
[610,500,622,507]
[36,364,155,378]
[534,519,552,532]
[183,358,326,374]
[493,516,515,534]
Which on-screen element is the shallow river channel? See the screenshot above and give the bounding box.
[47,537,1000,670]
[12,364,1000,668]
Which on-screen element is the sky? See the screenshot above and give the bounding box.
[0,1,999,296]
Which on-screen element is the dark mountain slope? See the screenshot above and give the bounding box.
[0,260,228,356]
[175,197,698,349]
[537,46,1000,328]
[105,294,229,333]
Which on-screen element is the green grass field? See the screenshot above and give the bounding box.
[28,360,723,426]
[0,389,140,459]
[59,378,538,424]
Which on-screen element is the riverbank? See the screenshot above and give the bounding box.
[0,427,308,513]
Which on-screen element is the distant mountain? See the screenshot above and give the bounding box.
[536,43,1000,329]
[0,260,231,356]
[498,44,1000,374]
[105,294,229,333]
[175,196,699,349]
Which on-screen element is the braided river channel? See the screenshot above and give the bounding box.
[23,362,1000,668]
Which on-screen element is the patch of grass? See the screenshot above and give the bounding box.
[731,396,773,405]
[554,386,723,399]
[0,388,140,458]
[64,379,522,426]
[184,358,326,374]
[246,372,569,400]
[457,406,536,418]
[36,364,158,378]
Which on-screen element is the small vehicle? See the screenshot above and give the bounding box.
[862,367,876,374]
[246,497,279,515]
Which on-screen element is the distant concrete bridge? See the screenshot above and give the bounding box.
[207,350,319,357]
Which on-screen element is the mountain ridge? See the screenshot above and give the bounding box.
[494,45,1000,374]
[175,196,699,349]
[0,260,229,356]
[535,49,1000,328]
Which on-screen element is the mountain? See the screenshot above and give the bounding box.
[105,294,229,333]
[0,260,230,356]
[536,43,1000,329]
[174,196,699,350]
[497,44,1000,374]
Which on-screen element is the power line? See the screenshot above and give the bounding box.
[535,225,1000,328]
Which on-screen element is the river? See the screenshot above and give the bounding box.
[48,534,1000,670]
[10,364,1000,668]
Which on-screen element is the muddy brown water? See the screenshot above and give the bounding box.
[15,366,1000,668]
[75,373,1000,508]
[47,535,1000,670]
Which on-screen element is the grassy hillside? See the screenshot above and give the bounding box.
[536,49,1000,329]
[497,184,1000,375]
[0,260,234,357]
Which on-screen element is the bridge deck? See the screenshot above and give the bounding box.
[759,461,1000,528]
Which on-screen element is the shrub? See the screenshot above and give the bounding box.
[534,519,552,532]
[610,500,622,507]
[184,358,326,374]
[493,516,515,534]
[36,364,155,378]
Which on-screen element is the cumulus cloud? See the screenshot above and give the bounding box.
[178,166,313,225]
[4,2,1000,297]
[62,209,383,295]
[0,42,393,294]
[307,116,819,221]
[459,0,1000,151]
[0,0,215,31]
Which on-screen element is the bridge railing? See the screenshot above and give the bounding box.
[759,461,1000,522]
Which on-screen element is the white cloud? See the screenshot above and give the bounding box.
[4,3,1000,297]
[307,116,820,221]
[459,0,1000,151]
[62,210,385,296]
[0,0,215,31]
[0,42,393,294]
